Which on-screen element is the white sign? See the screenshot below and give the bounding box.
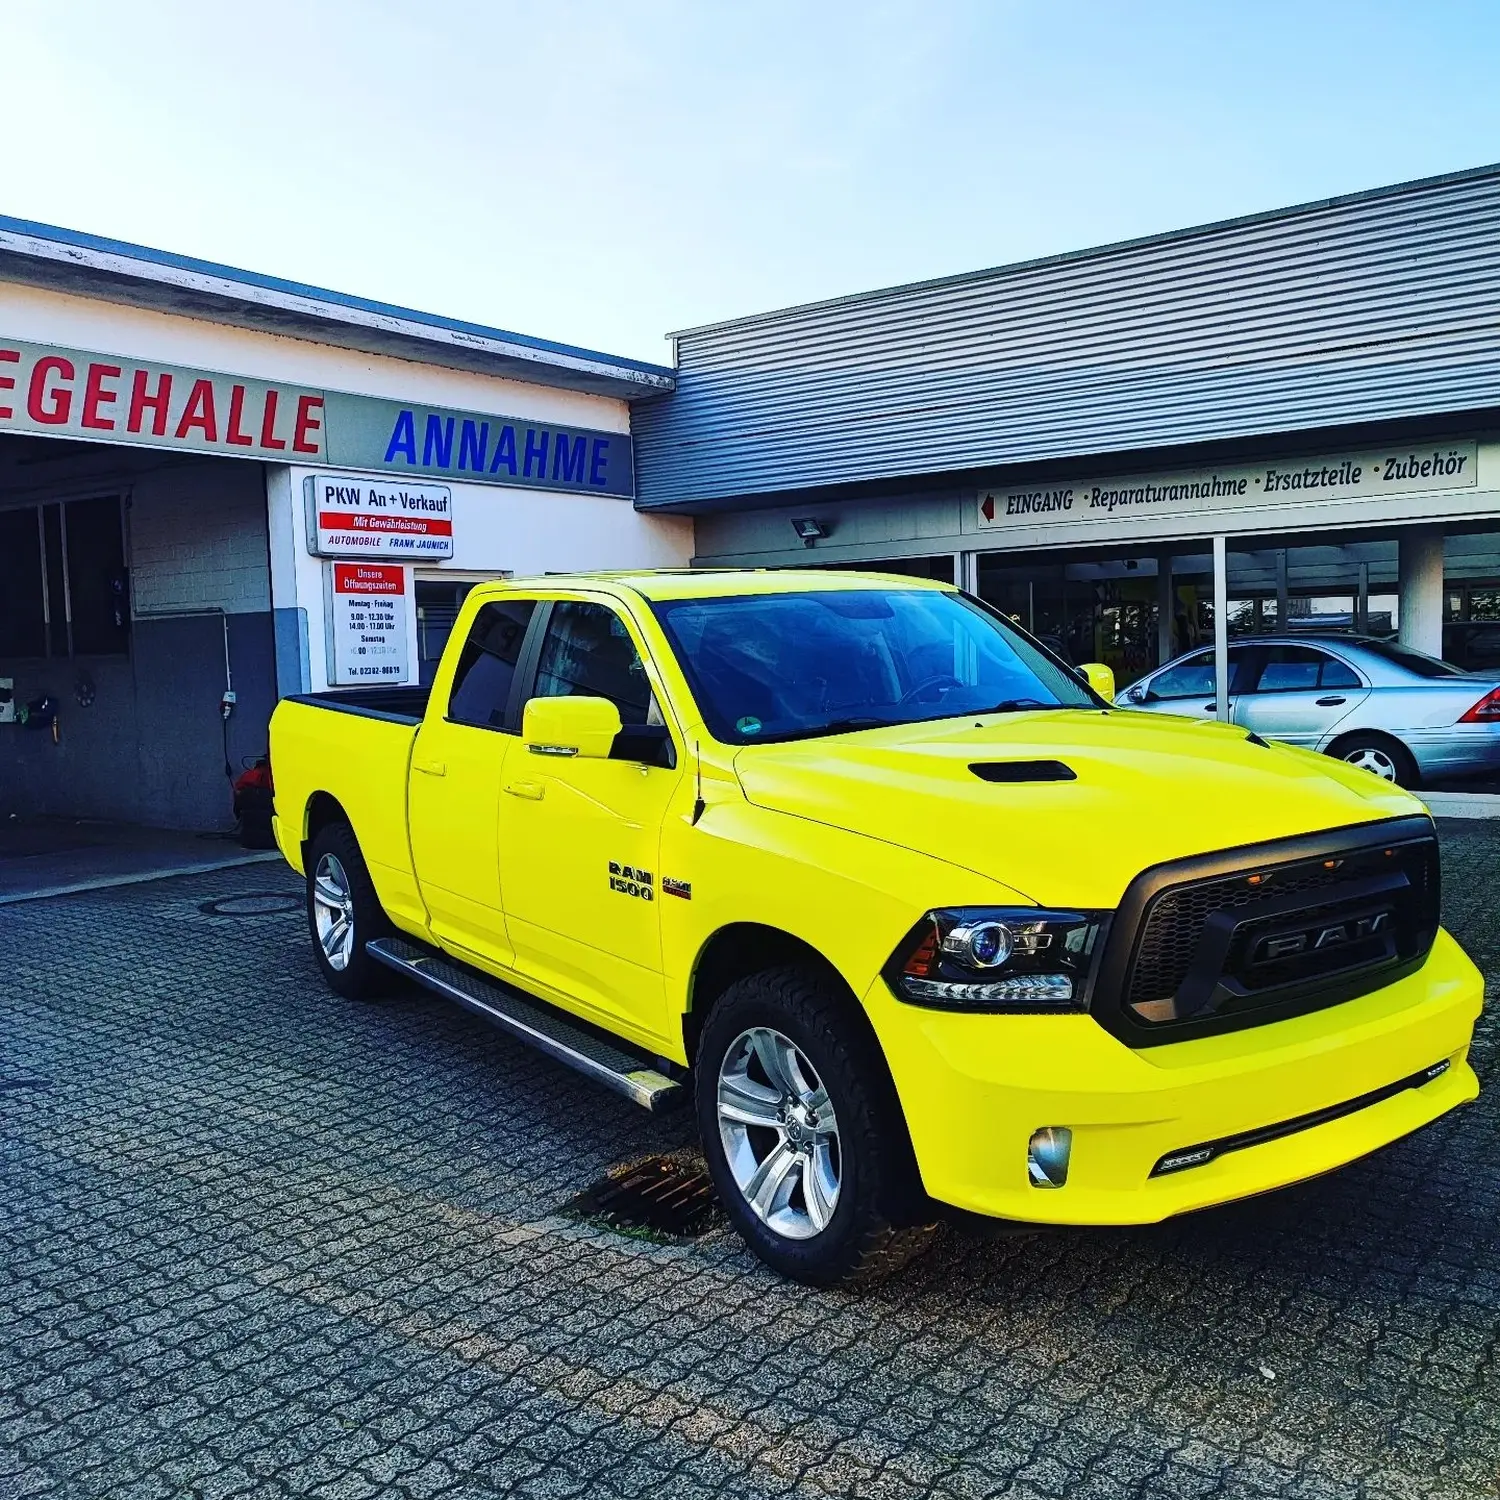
[977,442,1479,532]
[327,562,411,686]
[305,474,454,558]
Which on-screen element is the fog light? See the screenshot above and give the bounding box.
[1027,1126,1072,1188]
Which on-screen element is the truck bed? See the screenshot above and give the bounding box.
[282,685,432,724]
[269,689,426,930]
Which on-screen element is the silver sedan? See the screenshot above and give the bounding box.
[1115,634,1500,787]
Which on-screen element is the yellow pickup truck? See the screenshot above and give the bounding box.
[270,570,1482,1283]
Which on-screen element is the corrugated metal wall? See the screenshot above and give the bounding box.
[632,167,1500,510]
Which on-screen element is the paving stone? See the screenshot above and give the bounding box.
[2,827,1498,1498]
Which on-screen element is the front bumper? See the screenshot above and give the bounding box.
[866,927,1482,1224]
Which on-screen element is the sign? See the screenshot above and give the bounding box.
[326,562,411,686]
[305,475,453,559]
[977,442,1479,532]
[0,336,635,496]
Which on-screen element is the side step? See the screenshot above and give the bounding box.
[366,937,685,1112]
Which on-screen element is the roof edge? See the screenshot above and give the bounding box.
[0,213,676,392]
[668,160,1500,342]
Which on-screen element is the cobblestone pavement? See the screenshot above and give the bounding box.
[4,826,1500,1500]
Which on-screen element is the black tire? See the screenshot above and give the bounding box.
[1327,731,1419,789]
[304,820,392,1000]
[695,964,938,1286]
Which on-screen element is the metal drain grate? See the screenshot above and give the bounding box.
[563,1154,723,1241]
[198,892,303,917]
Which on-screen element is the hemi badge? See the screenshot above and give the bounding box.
[662,877,692,900]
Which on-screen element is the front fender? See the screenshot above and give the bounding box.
[657,796,1030,1059]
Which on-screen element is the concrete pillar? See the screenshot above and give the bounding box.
[1275,549,1289,631]
[958,551,979,596]
[1155,554,1175,663]
[1213,536,1229,721]
[1356,562,1369,635]
[1398,528,1445,658]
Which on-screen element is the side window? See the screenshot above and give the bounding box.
[1148,650,1215,700]
[531,601,656,726]
[447,598,537,729]
[1319,654,1362,689]
[1250,645,1349,694]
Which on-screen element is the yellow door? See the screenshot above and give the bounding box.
[496,599,684,1046]
[409,595,539,968]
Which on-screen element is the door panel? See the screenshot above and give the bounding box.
[1231,646,1370,746]
[409,718,518,963]
[409,597,537,965]
[500,757,681,1037]
[496,598,683,1042]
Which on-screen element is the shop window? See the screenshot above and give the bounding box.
[416,580,477,687]
[0,509,46,658]
[0,496,127,659]
[447,598,536,729]
[64,496,129,656]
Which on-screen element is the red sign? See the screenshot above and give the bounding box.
[333,563,407,596]
[0,339,324,458]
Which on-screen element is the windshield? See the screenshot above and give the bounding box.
[651,588,1096,743]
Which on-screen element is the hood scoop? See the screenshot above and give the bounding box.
[969,759,1076,784]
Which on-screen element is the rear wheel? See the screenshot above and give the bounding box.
[305,821,391,1000]
[1328,732,1418,788]
[695,964,937,1286]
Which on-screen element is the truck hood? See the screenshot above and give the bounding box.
[732,709,1422,908]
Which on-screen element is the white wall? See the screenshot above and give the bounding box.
[0,281,630,432]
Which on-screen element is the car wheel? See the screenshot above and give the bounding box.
[1329,732,1419,789]
[695,964,937,1286]
[305,821,392,1000]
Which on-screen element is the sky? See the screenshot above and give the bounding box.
[2,0,1499,364]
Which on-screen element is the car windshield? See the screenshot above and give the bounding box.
[651,588,1095,743]
[1355,639,1467,678]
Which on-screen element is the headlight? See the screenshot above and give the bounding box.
[885,906,1107,1012]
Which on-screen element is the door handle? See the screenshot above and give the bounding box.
[413,760,446,777]
[1315,696,1347,707]
[503,779,545,800]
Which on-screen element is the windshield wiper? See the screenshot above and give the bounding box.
[973,698,1072,714]
[786,716,895,740]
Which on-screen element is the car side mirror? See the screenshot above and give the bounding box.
[522,695,622,759]
[1078,662,1116,700]
[1126,684,1148,704]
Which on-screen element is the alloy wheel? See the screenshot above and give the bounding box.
[312,852,356,971]
[716,1026,842,1240]
[1343,745,1398,781]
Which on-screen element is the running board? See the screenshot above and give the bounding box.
[365,937,685,1112]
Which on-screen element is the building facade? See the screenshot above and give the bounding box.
[631,164,1500,693]
[0,222,690,829]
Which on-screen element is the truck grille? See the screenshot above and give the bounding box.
[1094,817,1441,1046]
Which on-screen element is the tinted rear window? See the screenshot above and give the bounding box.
[1355,640,1466,678]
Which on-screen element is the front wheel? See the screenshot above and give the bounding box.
[304,821,391,1000]
[695,965,936,1286]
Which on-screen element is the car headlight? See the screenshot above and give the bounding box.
[885,906,1108,1012]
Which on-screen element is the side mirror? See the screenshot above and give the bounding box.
[1078,662,1116,700]
[1126,684,1148,705]
[522,695,622,759]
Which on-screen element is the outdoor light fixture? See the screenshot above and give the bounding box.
[791,517,829,546]
[1027,1127,1073,1188]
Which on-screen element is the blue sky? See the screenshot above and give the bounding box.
[3,1,1498,362]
